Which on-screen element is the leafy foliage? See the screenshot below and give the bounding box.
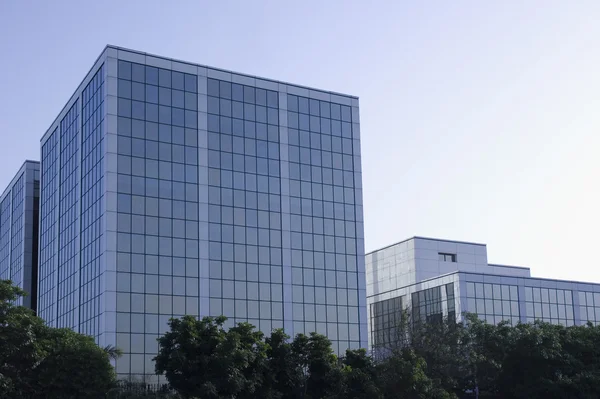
[154,315,268,399]
[0,279,118,398]
[156,315,456,399]
[7,275,600,399]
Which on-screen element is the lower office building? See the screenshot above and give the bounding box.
[36,45,367,381]
[0,160,40,311]
[366,236,600,352]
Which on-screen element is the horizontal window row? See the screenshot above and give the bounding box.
[525,287,573,305]
[207,203,357,226]
[116,253,199,277]
[207,136,280,159]
[207,79,278,108]
[117,156,199,182]
[580,306,600,322]
[291,272,359,292]
[208,96,278,125]
[118,99,198,129]
[209,225,282,246]
[116,274,198,297]
[477,315,521,326]
[115,313,191,335]
[467,298,520,317]
[289,250,360,271]
[290,156,355,174]
[526,301,574,320]
[291,304,360,326]
[118,80,198,111]
[466,282,519,302]
[578,291,600,307]
[288,137,357,157]
[288,200,359,221]
[287,113,353,138]
[293,318,362,341]
[208,158,280,178]
[117,117,198,145]
[118,61,198,93]
[289,235,358,255]
[290,182,357,202]
[117,214,199,238]
[117,176,198,202]
[208,243,282,264]
[208,114,280,135]
[207,187,278,211]
[117,138,198,163]
[287,95,352,122]
[208,169,281,193]
[117,233,199,258]
[209,280,283,302]
[527,318,576,327]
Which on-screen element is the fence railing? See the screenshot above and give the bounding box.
[106,381,178,398]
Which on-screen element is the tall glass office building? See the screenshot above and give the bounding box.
[37,45,367,380]
[0,160,40,311]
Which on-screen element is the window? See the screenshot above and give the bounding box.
[438,252,456,262]
[466,282,520,325]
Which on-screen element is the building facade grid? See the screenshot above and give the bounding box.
[0,161,40,309]
[36,46,365,381]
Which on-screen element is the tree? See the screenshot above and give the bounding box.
[494,321,600,399]
[0,279,118,398]
[261,329,304,399]
[377,348,456,399]
[291,332,340,399]
[34,328,118,398]
[154,315,268,399]
[0,280,48,397]
[330,348,382,399]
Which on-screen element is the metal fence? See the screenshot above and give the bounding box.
[106,381,179,398]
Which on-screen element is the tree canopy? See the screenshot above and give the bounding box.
[0,279,118,398]
[5,276,600,399]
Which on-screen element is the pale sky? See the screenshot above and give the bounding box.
[1,1,598,282]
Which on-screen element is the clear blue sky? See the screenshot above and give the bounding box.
[1,1,599,282]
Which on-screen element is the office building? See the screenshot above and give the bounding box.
[367,236,600,353]
[37,45,366,380]
[0,160,40,310]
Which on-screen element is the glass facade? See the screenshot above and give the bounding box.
[370,296,403,349]
[466,282,520,325]
[412,286,444,324]
[36,47,365,381]
[115,60,201,377]
[525,286,574,325]
[80,66,105,338]
[0,161,40,310]
[205,79,283,336]
[285,93,363,353]
[577,291,600,325]
[57,102,80,329]
[365,238,600,352]
[367,267,597,353]
[39,129,59,323]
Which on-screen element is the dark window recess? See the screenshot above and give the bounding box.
[438,252,456,262]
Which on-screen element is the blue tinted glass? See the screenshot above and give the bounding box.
[118,60,132,79]
[298,97,309,114]
[185,74,197,92]
[172,71,185,90]
[159,69,171,88]
[145,66,159,85]
[208,79,220,96]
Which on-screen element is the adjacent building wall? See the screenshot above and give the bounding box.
[0,160,40,311]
